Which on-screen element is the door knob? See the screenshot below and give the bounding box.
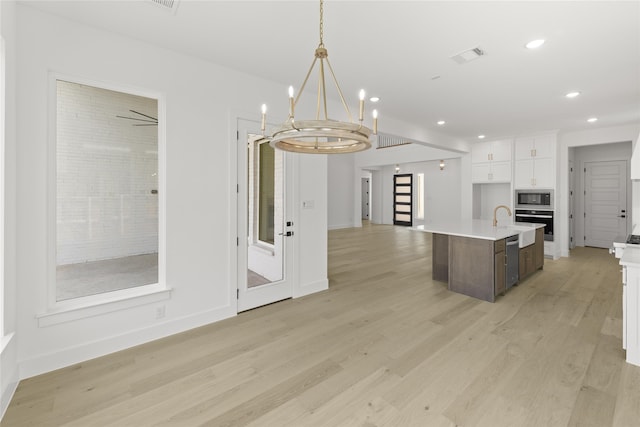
[279,231,294,237]
[619,215,626,218]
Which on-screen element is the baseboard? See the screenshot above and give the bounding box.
[328,223,356,230]
[18,305,236,380]
[294,278,328,298]
[0,377,17,422]
[1,333,19,421]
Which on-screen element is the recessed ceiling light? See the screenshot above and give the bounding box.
[525,39,545,49]
[565,91,581,98]
[437,120,446,125]
[369,96,380,103]
[587,117,598,123]
[478,135,486,139]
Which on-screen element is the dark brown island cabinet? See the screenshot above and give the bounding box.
[432,227,544,303]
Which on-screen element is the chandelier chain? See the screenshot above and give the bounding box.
[319,0,324,46]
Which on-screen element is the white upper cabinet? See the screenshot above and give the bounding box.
[515,134,555,160]
[514,134,556,188]
[471,139,512,183]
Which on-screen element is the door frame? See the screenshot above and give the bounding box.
[232,117,296,313]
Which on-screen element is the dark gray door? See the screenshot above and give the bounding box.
[393,174,413,226]
[361,178,370,220]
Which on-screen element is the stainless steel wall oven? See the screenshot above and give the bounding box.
[515,209,554,241]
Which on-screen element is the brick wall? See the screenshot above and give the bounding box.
[56,80,158,265]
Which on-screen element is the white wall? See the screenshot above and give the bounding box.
[558,124,640,257]
[1,0,18,418]
[327,153,355,229]
[13,4,327,380]
[328,135,469,230]
[354,158,463,226]
[351,142,468,228]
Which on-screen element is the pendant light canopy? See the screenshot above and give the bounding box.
[260,0,377,154]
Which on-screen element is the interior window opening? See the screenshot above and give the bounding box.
[55,80,159,301]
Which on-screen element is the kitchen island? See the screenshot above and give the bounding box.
[616,241,640,367]
[413,220,545,302]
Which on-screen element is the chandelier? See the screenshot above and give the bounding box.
[260,0,377,154]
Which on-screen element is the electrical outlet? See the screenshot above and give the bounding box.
[156,305,166,319]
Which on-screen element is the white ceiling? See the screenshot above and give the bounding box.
[24,0,640,142]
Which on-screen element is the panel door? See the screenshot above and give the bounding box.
[361,178,370,220]
[584,160,627,248]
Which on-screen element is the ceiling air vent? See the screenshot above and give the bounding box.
[148,0,180,14]
[450,46,486,64]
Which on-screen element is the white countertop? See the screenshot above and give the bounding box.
[412,220,544,241]
[621,244,640,267]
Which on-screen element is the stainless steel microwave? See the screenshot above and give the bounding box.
[514,189,553,210]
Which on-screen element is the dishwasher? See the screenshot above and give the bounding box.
[506,235,519,289]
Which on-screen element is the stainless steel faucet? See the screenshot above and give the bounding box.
[493,205,512,227]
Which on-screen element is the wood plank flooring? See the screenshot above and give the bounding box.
[3,223,640,426]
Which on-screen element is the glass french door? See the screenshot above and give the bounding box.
[237,120,294,312]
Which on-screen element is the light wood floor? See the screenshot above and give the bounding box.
[3,223,640,426]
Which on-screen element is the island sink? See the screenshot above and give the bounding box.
[499,225,537,248]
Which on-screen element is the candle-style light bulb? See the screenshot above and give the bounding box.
[260,104,267,132]
[288,86,295,118]
[372,109,378,134]
[359,89,365,122]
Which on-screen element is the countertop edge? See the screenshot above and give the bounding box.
[411,221,544,242]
